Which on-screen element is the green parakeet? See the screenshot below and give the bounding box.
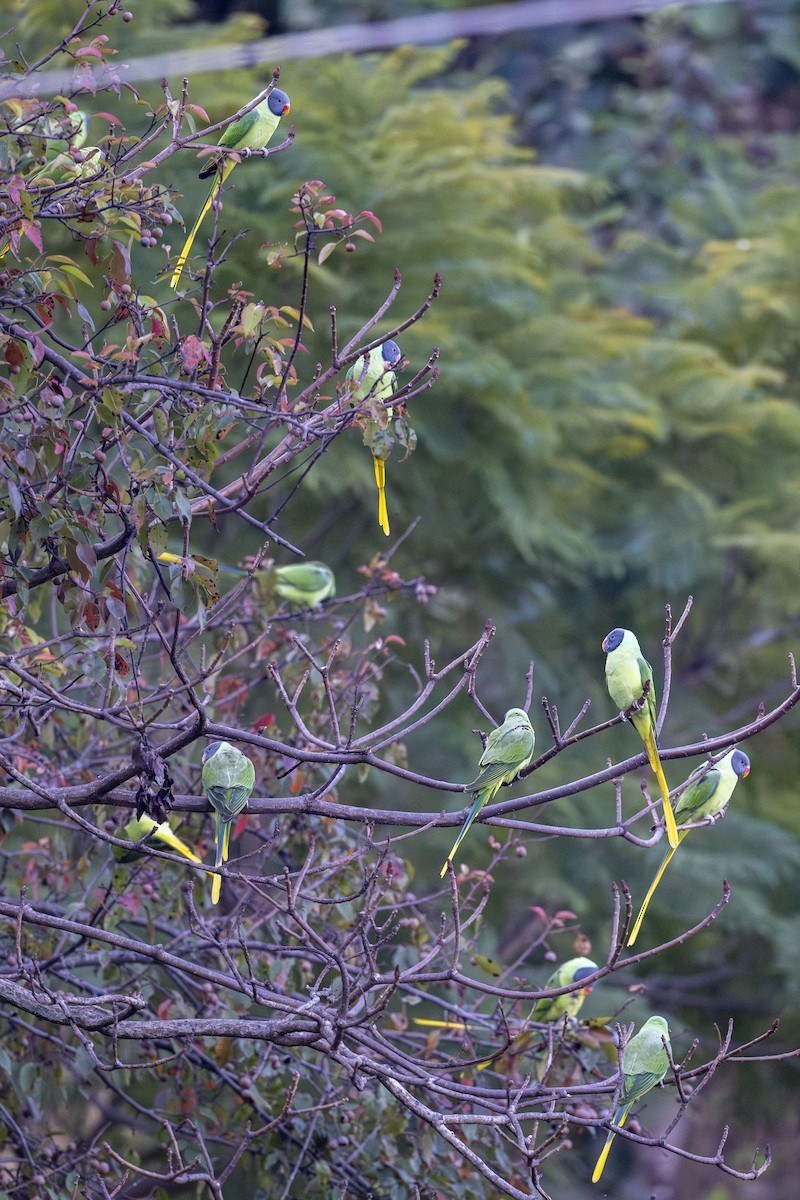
[201,741,256,905]
[488,956,600,1070]
[603,628,678,849]
[156,553,335,608]
[0,109,91,258]
[592,1014,671,1183]
[114,812,204,865]
[532,957,599,1023]
[440,708,535,878]
[345,340,402,536]
[628,748,750,946]
[273,561,336,607]
[415,957,599,1071]
[170,87,291,289]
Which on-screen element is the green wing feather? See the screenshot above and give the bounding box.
[218,107,262,149]
[205,782,252,819]
[673,769,721,823]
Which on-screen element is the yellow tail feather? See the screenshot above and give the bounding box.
[440,789,491,878]
[627,838,684,946]
[221,820,232,864]
[373,455,390,536]
[170,164,233,290]
[412,1018,468,1031]
[155,826,203,865]
[211,818,232,905]
[592,1110,627,1183]
[643,728,679,849]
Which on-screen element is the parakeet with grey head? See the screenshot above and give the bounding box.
[592,1015,671,1183]
[603,627,678,849]
[345,340,402,536]
[628,748,750,946]
[440,708,535,878]
[532,957,599,1023]
[170,87,291,289]
[201,741,255,904]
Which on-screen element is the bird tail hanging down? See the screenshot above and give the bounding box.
[170,163,233,290]
[627,836,685,946]
[440,788,487,878]
[373,455,390,536]
[642,727,678,848]
[591,1109,628,1184]
[211,818,232,905]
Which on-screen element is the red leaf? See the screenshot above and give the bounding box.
[252,713,276,732]
[179,334,211,372]
[4,342,24,369]
[109,240,131,289]
[84,602,100,631]
[23,222,43,252]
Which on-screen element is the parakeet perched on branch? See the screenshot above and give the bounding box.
[440,708,535,878]
[170,87,291,289]
[592,1015,671,1183]
[603,627,678,849]
[345,340,402,536]
[201,741,255,905]
[531,957,599,1023]
[628,748,750,946]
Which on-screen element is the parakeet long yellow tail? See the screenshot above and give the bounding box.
[373,456,390,536]
[591,1109,628,1183]
[643,727,678,848]
[628,833,686,946]
[440,788,490,878]
[170,163,234,290]
[211,819,233,906]
[156,825,204,864]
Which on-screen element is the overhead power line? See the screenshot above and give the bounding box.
[2,0,739,98]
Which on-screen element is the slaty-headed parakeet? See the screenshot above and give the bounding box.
[603,628,678,849]
[114,812,204,865]
[628,748,750,946]
[170,87,291,289]
[532,957,599,1023]
[201,741,256,905]
[592,1014,671,1182]
[485,956,600,1070]
[440,708,535,878]
[345,340,402,536]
